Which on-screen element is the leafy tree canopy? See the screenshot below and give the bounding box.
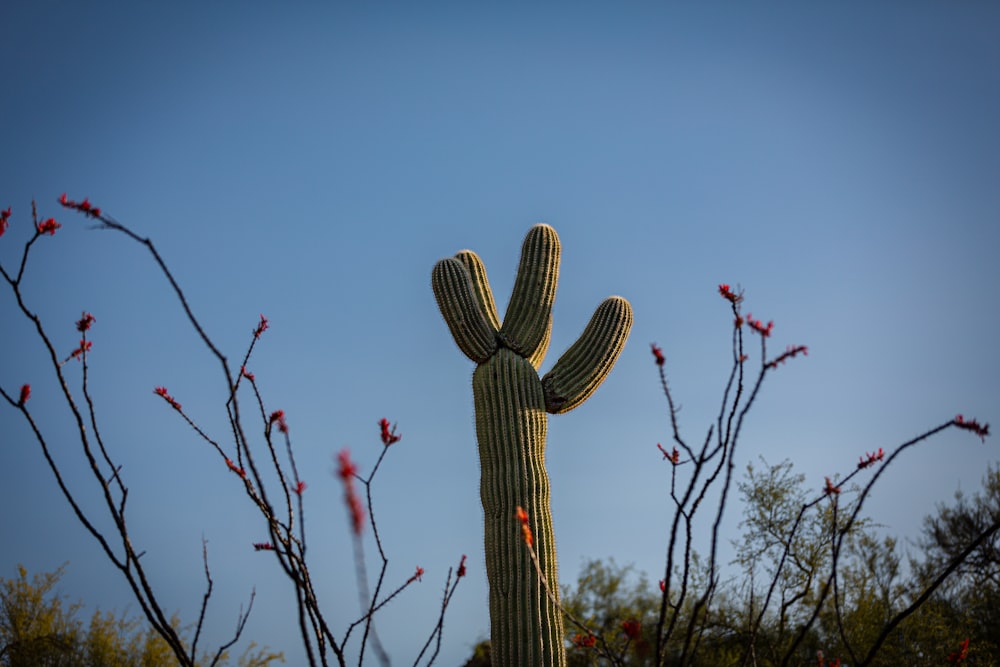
[461,462,1000,666]
[0,564,283,667]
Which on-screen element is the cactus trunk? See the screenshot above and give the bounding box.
[475,348,563,666]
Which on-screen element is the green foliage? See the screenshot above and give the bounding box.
[733,458,839,663]
[0,564,81,666]
[537,460,1000,667]
[561,559,658,666]
[460,639,491,667]
[910,463,1000,666]
[0,565,283,667]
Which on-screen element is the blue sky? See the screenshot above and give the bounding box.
[1,2,998,664]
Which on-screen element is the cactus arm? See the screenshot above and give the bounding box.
[457,246,552,369]
[528,316,553,371]
[499,224,561,360]
[455,250,502,332]
[542,296,633,414]
[431,257,498,363]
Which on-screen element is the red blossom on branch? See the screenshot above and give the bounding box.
[36,218,61,236]
[657,443,680,464]
[659,579,665,592]
[337,449,365,535]
[409,566,425,583]
[337,449,357,480]
[18,384,31,406]
[269,409,289,434]
[253,314,269,339]
[252,542,275,551]
[823,476,841,496]
[718,283,742,304]
[240,365,254,382]
[59,193,102,219]
[153,386,181,411]
[572,633,597,648]
[379,418,401,446]
[225,458,247,479]
[745,313,774,338]
[457,554,467,578]
[765,345,808,369]
[954,415,990,442]
[69,339,93,360]
[650,343,666,366]
[622,619,642,640]
[293,480,307,496]
[857,448,885,470]
[76,312,96,332]
[515,506,533,548]
[947,637,970,663]
[0,206,11,237]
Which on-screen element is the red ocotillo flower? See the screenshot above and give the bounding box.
[0,206,12,237]
[59,193,102,219]
[650,343,665,366]
[76,312,96,332]
[766,345,808,369]
[857,448,884,470]
[718,283,741,304]
[947,637,970,664]
[622,619,642,640]
[70,339,93,360]
[745,313,773,337]
[515,506,533,547]
[153,386,181,411]
[379,418,401,446]
[226,458,247,479]
[270,409,289,434]
[36,218,61,236]
[954,415,989,442]
[657,443,680,464]
[253,314,269,339]
[337,449,365,535]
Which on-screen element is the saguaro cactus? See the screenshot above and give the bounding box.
[431,224,633,666]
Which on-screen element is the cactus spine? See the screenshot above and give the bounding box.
[432,224,633,666]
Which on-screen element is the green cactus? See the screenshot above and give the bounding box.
[432,224,633,666]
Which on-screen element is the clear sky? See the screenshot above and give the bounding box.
[1,2,998,665]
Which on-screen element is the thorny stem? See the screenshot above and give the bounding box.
[645,289,993,667]
[2,199,464,667]
[521,534,623,665]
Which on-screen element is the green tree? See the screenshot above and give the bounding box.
[0,564,81,666]
[909,463,1000,666]
[561,558,658,666]
[526,459,1000,667]
[734,458,833,664]
[0,565,283,667]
